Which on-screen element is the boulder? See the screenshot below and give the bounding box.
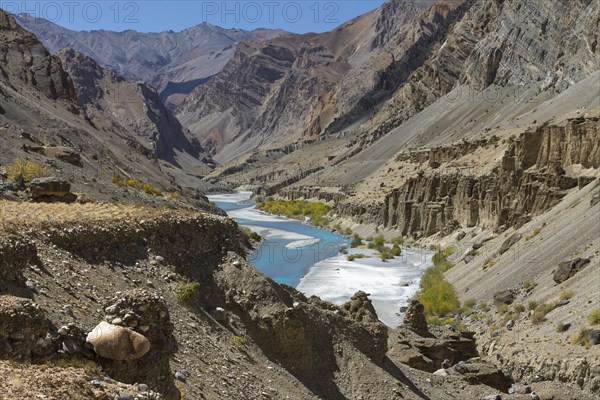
[211,307,227,322]
[587,330,600,346]
[29,177,71,199]
[553,258,591,284]
[43,146,82,166]
[403,299,428,336]
[499,233,522,254]
[493,290,515,305]
[451,360,513,392]
[86,321,151,361]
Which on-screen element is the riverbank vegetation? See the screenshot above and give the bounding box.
[256,199,331,227]
[415,246,460,324]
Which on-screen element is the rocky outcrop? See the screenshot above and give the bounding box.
[326,119,599,238]
[402,299,429,336]
[553,258,591,284]
[447,360,513,392]
[214,256,389,399]
[44,212,243,266]
[388,327,479,373]
[499,233,522,255]
[92,289,180,400]
[340,290,380,324]
[0,295,50,362]
[0,235,37,292]
[29,177,72,200]
[493,290,516,305]
[0,10,75,101]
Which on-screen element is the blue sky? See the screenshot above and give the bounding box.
[1,1,386,33]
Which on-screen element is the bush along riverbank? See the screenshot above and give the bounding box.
[255,198,331,226]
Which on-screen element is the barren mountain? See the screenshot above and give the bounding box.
[180,0,598,163]
[177,0,444,162]
[14,13,284,108]
[0,9,216,205]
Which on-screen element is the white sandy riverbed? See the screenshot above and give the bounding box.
[296,247,432,327]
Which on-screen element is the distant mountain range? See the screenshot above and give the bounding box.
[13,14,285,108]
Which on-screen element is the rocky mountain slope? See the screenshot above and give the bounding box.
[176,0,442,162]
[57,48,213,169]
[0,9,218,204]
[14,13,284,108]
[180,0,598,163]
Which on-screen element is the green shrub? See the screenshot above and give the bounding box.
[175,281,199,302]
[256,200,331,227]
[496,303,509,315]
[231,335,244,346]
[478,301,490,312]
[523,280,537,290]
[391,244,401,256]
[351,234,363,248]
[431,247,455,272]
[347,254,365,262]
[531,303,555,325]
[7,159,52,182]
[483,257,496,269]
[527,300,539,311]
[463,298,477,309]
[571,328,591,347]
[559,290,574,301]
[513,303,526,313]
[416,265,460,319]
[588,309,600,325]
[391,236,404,245]
[340,246,348,255]
[373,235,385,247]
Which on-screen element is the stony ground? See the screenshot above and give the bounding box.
[1,200,598,399]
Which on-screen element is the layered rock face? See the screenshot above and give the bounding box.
[0,10,74,101]
[178,0,599,160]
[382,118,598,237]
[177,0,445,159]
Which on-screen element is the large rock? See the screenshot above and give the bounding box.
[493,290,515,305]
[402,299,429,336]
[553,258,591,284]
[499,233,522,254]
[29,177,71,199]
[450,360,513,392]
[86,321,150,361]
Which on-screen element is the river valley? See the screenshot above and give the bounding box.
[208,192,433,327]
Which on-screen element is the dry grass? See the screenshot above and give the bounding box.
[0,200,204,234]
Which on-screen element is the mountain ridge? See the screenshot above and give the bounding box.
[13,13,286,108]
